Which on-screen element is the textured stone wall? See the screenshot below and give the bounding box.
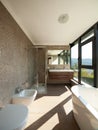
[37,48,46,83]
[0,2,35,104]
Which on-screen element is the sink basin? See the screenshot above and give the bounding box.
[12,89,37,106]
[0,104,28,130]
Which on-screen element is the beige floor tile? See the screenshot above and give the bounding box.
[25,84,80,130]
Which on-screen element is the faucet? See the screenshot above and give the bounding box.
[15,87,23,93]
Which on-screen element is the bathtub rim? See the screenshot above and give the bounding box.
[71,85,98,120]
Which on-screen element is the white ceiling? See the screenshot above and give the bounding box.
[1,0,98,45]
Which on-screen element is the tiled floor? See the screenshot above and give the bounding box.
[25,84,80,130]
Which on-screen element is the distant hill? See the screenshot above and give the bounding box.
[82,58,92,65]
[71,58,92,66]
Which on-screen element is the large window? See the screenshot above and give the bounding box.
[80,30,94,86]
[70,23,98,87]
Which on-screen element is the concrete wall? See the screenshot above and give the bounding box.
[0,2,36,104]
[37,48,46,83]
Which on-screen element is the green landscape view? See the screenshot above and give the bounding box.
[71,59,94,86]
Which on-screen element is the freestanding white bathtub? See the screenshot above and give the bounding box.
[71,85,98,130]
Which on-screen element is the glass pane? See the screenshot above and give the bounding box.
[81,68,94,86]
[81,30,94,43]
[81,42,92,65]
[71,43,78,79]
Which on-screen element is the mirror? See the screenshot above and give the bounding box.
[47,49,70,69]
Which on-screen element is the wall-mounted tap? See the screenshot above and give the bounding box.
[22,81,30,89]
[15,87,23,93]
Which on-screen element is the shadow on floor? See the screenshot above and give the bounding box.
[52,111,80,130]
[36,84,69,100]
[25,94,79,130]
[47,84,68,96]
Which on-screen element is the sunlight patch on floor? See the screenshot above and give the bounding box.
[63,99,72,115]
[37,113,59,130]
[25,86,72,129]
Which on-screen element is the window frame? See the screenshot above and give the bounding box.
[70,22,98,87]
[80,36,95,86]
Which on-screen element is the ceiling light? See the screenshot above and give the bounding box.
[58,13,69,24]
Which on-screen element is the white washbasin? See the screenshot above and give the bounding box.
[0,104,28,130]
[12,89,37,106]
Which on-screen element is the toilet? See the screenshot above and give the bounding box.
[0,104,28,130]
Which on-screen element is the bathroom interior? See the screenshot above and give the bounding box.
[0,0,98,130]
